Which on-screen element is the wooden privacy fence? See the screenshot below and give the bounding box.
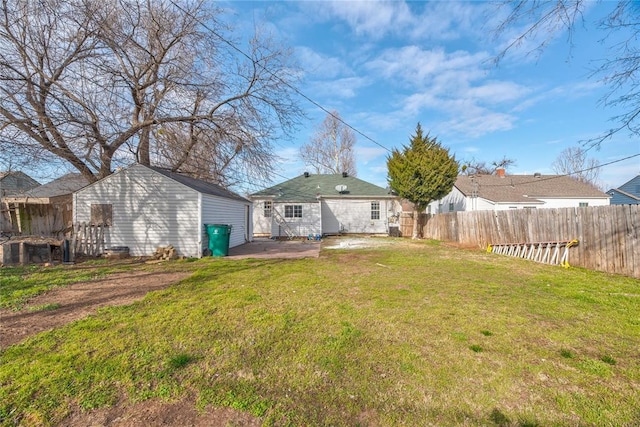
[72,222,106,257]
[401,205,640,278]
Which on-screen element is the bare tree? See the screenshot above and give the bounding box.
[462,156,516,175]
[0,0,301,185]
[299,111,357,176]
[492,1,640,146]
[552,146,601,188]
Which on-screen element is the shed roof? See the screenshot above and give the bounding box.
[251,173,394,202]
[148,166,249,203]
[455,174,609,204]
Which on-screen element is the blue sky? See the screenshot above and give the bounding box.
[226,0,640,193]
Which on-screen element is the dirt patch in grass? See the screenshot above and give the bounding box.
[0,269,191,349]
[62,398,261,427]
[0,264,267,426]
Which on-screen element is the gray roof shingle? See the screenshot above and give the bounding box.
[455,174,610,203]
[251,173,394,202]
[24,173,90,198]
[149,166,249,203]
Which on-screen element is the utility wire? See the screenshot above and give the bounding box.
[168,0,392,154]
[170,1,637,193]
[481,152,640,187]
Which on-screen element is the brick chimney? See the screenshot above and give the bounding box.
[496,168,506,178]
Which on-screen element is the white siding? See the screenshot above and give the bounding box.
[201,193,250,252]
[535,197,610,208]
[321,198,394,234]
[272,202,320,237]
[74,164,200,257]
[252,198,273,236]
[427,187,468,213]
[428,188,609,212]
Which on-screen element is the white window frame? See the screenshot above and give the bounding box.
[284,205,302,218]
[371,201,380,220]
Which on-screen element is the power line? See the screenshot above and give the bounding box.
[168,0,392,154]
[483,152,640,188]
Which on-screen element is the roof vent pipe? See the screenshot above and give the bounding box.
[342,172,348,178]
[534,172,541,178]
[304,172,310,177]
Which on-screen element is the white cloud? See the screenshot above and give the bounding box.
[307,76,371,100]
[367,47,488,87]
[304,1,487,42]
[440,109,516,137]
[354,145,388,163]
[276,147,301,165]
[296,47,351,79]
[467,81,532,105]
[312,1,413,39]
[362,44,533,138]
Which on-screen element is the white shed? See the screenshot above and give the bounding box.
[73,164,251,258]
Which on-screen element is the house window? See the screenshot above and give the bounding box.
[448,202,454,212]
[579,202,589,207]
[263,201,272,217]
[284,205,302,218]
[91,204,112,226]
[371,201,380,220]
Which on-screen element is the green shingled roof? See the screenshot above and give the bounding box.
[250,173,394,202]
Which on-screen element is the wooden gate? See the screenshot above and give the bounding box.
[72,223,105,257]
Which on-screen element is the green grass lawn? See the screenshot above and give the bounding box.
[1,239,639,426]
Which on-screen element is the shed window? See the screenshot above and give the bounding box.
[91,204,112,226]
[371,201,380,220]
[284,205,302,218]
[579,202,589,207]
[263,201,272,217]
[448,202,454,212]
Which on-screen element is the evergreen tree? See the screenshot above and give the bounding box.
[387,123,459,238]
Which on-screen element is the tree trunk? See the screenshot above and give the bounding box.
[138,127,151,166]
[412,207,421,239]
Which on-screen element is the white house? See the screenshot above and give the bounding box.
[427,172,610,213]
[250,172,400,238]
[73,164,251,257]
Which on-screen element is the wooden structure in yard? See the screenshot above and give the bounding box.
[72,222,105,257]
[2,173,88,238]
[401,205,640,278]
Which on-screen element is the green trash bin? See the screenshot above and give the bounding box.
[205,224,232,257]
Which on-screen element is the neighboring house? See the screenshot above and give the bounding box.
[3,173,89,237]
[0,171,40,196]
[250,172,399,238]
[427,172,610,213]
[1,171,41,233]
[607,175,640,205]
[73,164,251,258]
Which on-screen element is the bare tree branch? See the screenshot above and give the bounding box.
[551,146,602,189]
[0,0,302,185]
[492,0,640,147]
[299,111,357,176]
